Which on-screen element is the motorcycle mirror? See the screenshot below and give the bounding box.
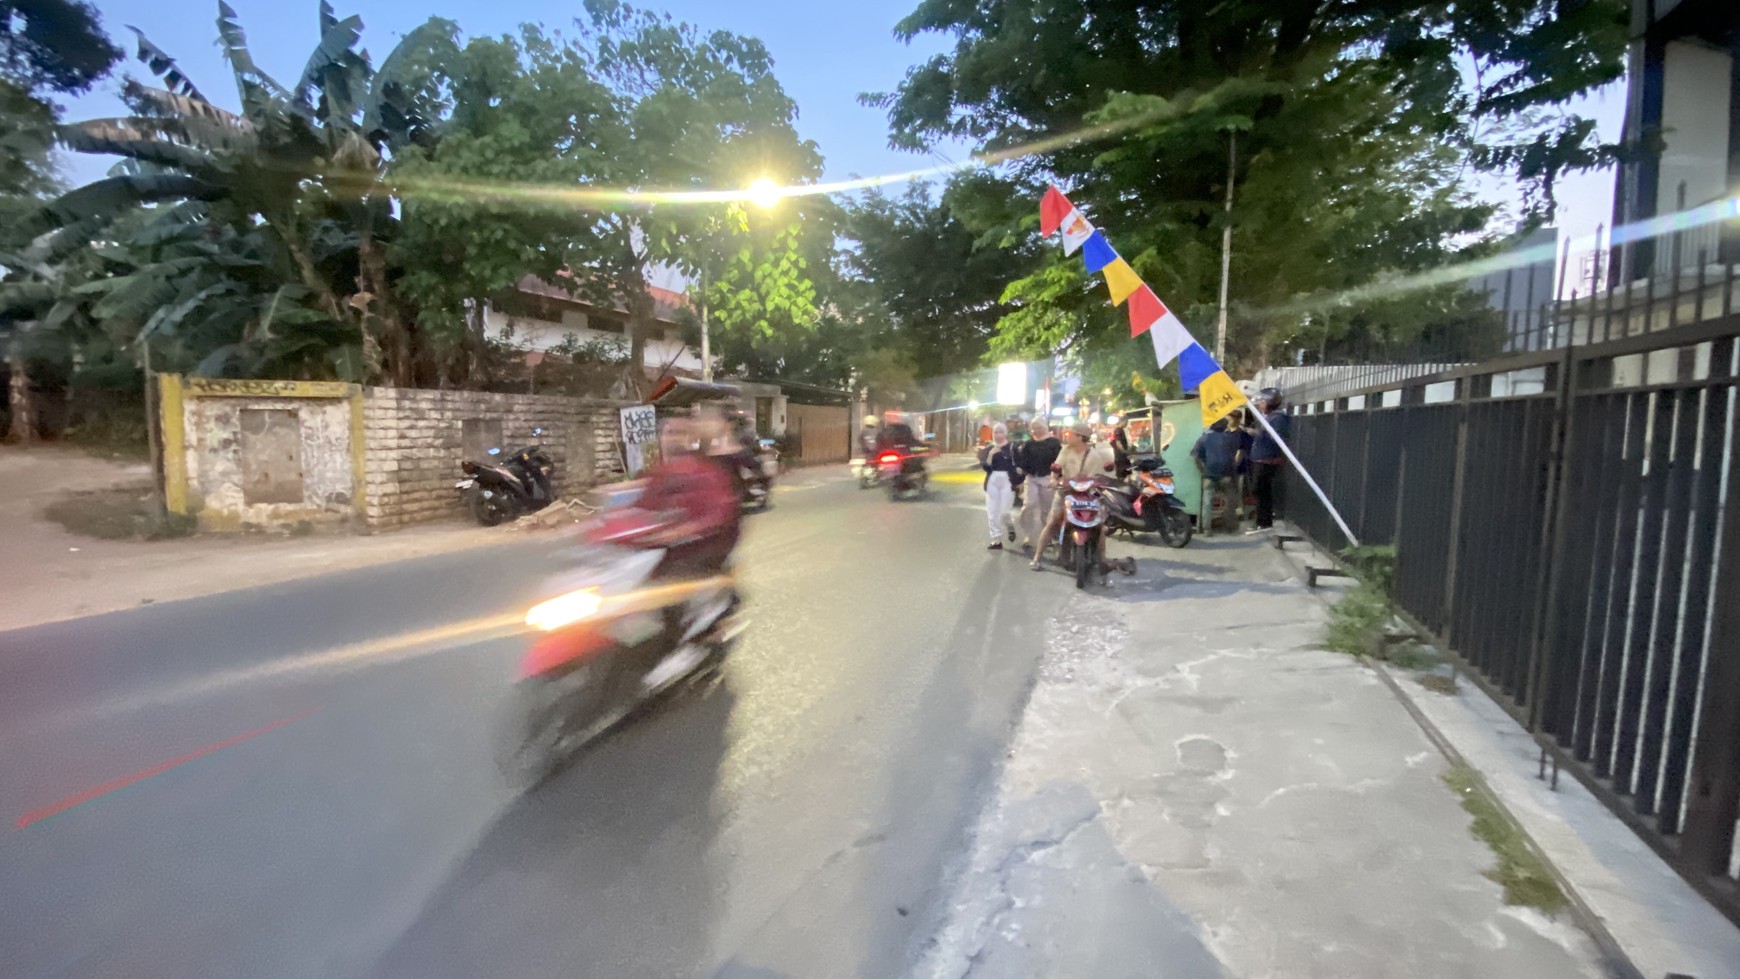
[487,447,502,456]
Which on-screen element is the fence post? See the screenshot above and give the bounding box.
[1439,377,1473,626]
[1679,384,1740,879]
[1525,344,1580,729]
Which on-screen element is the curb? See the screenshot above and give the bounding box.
[1269,532,1647,979]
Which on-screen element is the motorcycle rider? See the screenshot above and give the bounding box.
[631,414,742,582]
[859,415,881,457]
[1029,422,1130,576]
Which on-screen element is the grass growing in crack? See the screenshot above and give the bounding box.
[1418,674,1459,695]
[1323,544,1435,667]
[1443,763,1566,913]
[1325,581,1390,656]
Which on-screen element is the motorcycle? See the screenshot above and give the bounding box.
[738,439,780,509]
[1102,458,1194,548]
[500,502,744,786]
[879,446,930,501]
[457,427,556,526]
[1056,476,1109,589]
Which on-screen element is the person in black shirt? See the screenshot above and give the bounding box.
[1015,420,1062,554]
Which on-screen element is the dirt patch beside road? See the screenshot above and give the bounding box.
[0,446,510,633]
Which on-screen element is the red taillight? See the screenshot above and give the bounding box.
[878,452,901,464]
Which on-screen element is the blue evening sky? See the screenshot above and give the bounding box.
[64,0,1625,278]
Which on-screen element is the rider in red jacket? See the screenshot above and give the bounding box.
[633,415,741,579]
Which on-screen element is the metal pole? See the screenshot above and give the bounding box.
[1215,131,1237,365]
[1247,397,1360,546]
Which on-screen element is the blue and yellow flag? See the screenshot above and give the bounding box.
[1177,343,1244,427]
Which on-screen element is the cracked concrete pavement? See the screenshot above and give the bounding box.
[917,535,1613,979]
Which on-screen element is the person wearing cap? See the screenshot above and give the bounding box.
[1030,422,1125,573]
[1246,387,1291,532]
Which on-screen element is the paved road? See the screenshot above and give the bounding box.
[0,463,1066,979]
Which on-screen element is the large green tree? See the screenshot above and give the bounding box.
[871,0,1625,392]
[567,0,823,394]
[1,0,122,440]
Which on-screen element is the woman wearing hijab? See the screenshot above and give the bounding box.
[977,422,1022,550]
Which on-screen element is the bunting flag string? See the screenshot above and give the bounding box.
[1035,185,1362,546]
[1036,185,1239,427]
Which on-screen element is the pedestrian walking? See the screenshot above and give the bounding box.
[1246,388,1291,532]
[1016,419,1062,554]
[1016,419,1057,556]
[978,423,1022,550]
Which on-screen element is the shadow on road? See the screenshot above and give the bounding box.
[362,678,739,979]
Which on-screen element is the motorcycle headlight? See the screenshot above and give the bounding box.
[525,588,603,631]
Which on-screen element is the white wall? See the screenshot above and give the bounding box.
[1658,40,1733,216]
[483,306,701,373]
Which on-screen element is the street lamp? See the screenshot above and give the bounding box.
[747,177,782,211]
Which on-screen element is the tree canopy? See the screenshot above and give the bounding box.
[867,0,1627,394]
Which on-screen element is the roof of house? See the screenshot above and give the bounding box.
[515,274,692,325]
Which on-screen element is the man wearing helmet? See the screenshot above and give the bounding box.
[1246,387,1291,532]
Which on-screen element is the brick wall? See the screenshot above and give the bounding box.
[362,387,633,529]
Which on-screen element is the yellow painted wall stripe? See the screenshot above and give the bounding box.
[159,373,189,515]
[348,386,367,522]
[181,377,354,399]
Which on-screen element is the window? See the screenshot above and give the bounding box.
[590,315,625,335]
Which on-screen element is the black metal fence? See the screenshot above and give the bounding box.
[1281,289,1740,924]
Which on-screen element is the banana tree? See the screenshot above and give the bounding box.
[32,2,459,386]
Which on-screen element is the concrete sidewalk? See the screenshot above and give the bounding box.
[919,535,1616,978]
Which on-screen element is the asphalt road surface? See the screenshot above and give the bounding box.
[0,463,1069,979]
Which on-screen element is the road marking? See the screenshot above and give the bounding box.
[15,707,323,829]
[930,472,983,485]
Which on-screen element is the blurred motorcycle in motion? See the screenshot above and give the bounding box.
[500,500,745,785]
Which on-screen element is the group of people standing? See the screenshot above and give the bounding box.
[977,419,1131,574]
[1188,387,1290,532]
[975,385,1293,571]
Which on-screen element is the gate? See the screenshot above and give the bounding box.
[785,402,850,464]
[1281,269,1740,923]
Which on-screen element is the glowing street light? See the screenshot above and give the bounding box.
[747,177,782,210]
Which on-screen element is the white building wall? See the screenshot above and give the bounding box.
[483,306,702,373]
[1658,40,1733,215]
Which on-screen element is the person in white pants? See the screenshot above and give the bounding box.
[978,423,1021,550]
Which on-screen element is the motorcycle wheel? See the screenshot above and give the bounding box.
[496,661,621,788]
[1163,509,1194,549]
[468,486,511,527]
[1076,535,1097,589]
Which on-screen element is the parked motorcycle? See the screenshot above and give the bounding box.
[878,446,930,501]
[1102,458,1194,548]
[457,427,556,526]
[1056,476,1109,589]
[499,503,744,786]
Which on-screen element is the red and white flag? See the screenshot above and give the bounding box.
[1039,186,1073,236]
[1134,288,1195,369]
[1059,210,1094,256]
